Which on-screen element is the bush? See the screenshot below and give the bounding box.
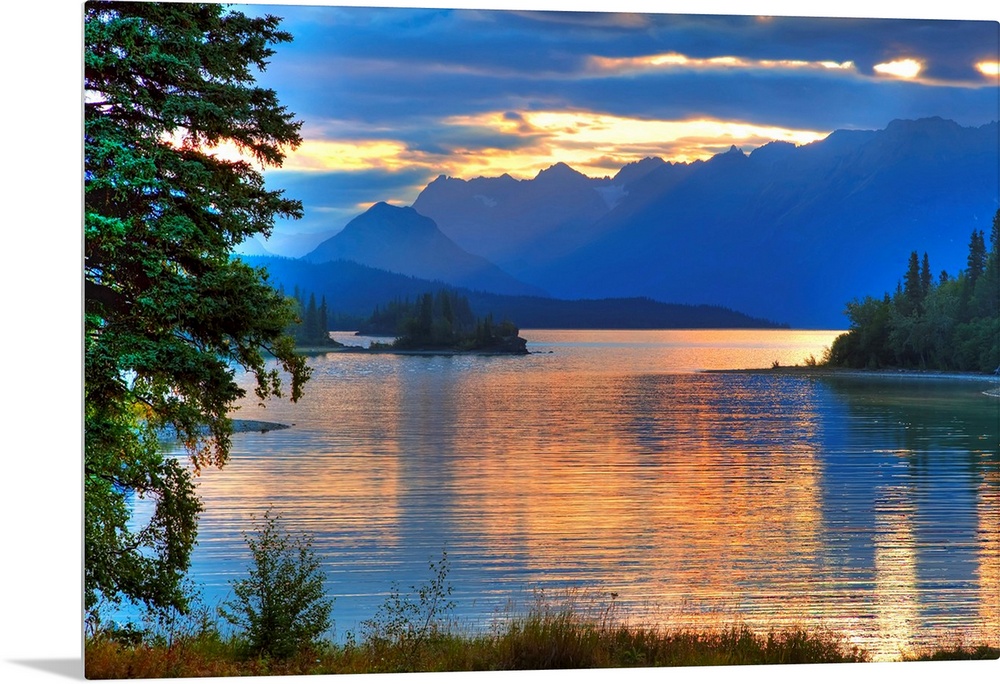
[219,509,334,659]
[358,550,455,669]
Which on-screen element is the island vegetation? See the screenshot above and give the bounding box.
[826,209,999,373]
[362,289,528,353]
[283,286,343,348]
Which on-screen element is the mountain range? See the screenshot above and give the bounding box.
[243,117,999,328]
[302,202,543,297]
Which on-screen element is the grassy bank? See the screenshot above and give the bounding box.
[86,606,875,679]
[84,538,997,678]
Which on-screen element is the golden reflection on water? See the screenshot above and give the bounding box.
[175,330,998,657]
[442,368,830,637]
[978,470,1000,647]
[871,480,919,661]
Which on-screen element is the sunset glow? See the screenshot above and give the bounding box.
[282,139,412,172]
[590,52,856,75]
[280,112,829,182]
[132,7,1000,252]
[977,60,1000,76]
[873,58,923,79]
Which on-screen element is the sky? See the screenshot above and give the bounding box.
[0,3,997,684]
[213,0,1000,255]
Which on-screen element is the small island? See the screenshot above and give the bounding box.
[284,287,528,354]
[362,290,528,354]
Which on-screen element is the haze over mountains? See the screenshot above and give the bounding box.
[302,202,544,297]
[245,118,999,328]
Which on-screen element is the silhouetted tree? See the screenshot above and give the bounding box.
[827,210,1000,372]
[903,251,922,314]
[920,252,932,298]
[967,229,986,287]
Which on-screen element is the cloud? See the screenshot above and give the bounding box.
[587,51,858,76]
[237,5,998,248]
[873,59,923,79]
[282,140,412,172]
[279,108,829,183]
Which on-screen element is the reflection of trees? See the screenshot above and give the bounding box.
[819,376,999,479]
[817,375,999,655]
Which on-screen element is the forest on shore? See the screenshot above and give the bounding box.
[827,209,999,373]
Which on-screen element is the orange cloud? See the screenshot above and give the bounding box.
[439,111,829,177]
[276,111,829,183]
[976,61,1000,77]
[872,58,923,79]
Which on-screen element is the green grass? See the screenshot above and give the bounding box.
[85,603,874,679]
[905,644,1000,661]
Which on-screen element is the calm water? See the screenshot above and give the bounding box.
[143,330,998,661]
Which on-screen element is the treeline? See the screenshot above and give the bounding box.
[242,256,786,330]
[282,286,342,347]
[827,209,999,372]
[363,290,526,352]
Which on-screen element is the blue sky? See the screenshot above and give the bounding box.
[216,2,997,253]
[1,3,999,684]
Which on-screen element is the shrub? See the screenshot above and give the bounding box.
[219,509,334,659]
[359,550,455,668]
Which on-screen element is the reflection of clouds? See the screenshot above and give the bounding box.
[172,334,1000,651]
[444,369,828,633]
[871,480,919,661]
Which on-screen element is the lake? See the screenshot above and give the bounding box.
[143,329,998,662]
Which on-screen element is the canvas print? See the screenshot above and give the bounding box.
[83,0,999,678]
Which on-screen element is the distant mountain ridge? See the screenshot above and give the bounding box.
[302,201,544,297]
[244,117,998,327]
[241,255,785,330]
[411,117,999,326]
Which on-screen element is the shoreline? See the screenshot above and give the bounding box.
[704,365,1000,385]
[294,345,530,357]
[156,419,291,441]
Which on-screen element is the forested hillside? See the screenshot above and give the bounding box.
[827,209,999,372]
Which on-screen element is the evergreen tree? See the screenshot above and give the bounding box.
[418,292,434,340]
[967,229,986,287]
[317,296,330,341]
[828,209,1000,373]
[303,293,319,343]
[903,250,922,313]
[84,2,308,619]
[920,252,932,298]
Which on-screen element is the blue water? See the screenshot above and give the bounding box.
[122,330,998,660]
